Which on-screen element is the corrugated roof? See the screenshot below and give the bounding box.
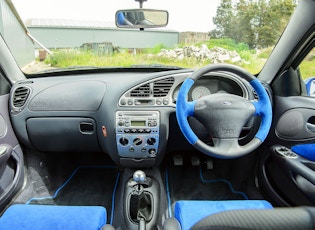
[25,18,115,29]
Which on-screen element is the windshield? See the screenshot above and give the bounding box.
[9,0,296,75]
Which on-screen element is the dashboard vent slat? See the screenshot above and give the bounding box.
[12,87,30,108]
[130,83,150,97]
[153,77,174,97]
[18,81,34,85]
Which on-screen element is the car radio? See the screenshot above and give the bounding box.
[115,111,159,158]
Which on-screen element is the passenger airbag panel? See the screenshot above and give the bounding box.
[26,117,100,153]
[28,81,106,111]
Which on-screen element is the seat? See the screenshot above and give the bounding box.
[191,207,315,230]
[174,200,273,230]
[0,204,107,230]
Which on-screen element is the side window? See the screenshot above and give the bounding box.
[301,47,315,96]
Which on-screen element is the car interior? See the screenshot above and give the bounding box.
[0,0,315,229]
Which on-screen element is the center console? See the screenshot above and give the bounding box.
[116,111,160,158]
[124,170,160,230]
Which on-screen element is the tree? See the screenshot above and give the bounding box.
[211,0,234,38]
[211,0,296,48]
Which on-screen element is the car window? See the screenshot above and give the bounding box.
[7,0,296,75]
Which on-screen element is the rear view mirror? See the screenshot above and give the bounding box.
[115,9,169,28]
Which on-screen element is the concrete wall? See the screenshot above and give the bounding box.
[28,26,179,49]
[179,32,210,45]
[0,0,34,67]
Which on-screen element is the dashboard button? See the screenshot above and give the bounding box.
[156,99,162,105]
[148,149,156,155]
[131,129,137,133]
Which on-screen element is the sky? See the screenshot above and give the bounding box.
[11,0,221,32]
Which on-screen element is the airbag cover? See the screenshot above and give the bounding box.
[29,81,106,111]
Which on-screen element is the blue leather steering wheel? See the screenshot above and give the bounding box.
[176,64,272,158]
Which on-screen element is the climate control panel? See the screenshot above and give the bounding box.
[116,111,159,158]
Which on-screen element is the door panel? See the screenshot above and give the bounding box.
[259,91,315,206]
[0,94,24,209]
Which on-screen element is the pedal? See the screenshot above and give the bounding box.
[206,158,213,170]
[173,155,183,166]
[191,156,200,166]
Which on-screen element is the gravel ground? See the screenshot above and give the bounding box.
[22,61,56,74]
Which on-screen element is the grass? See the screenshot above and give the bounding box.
[202,38,250,52]
[300,60,315,80]
[43,40,314,78]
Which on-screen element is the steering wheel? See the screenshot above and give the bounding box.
[176,64,272,158]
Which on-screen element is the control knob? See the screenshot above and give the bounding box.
[133,138,143,146]
[147,138,156,145]
[119,137,129,146]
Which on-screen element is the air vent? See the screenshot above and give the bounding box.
[12,87,30,108]
[153,77,174,97]
[130,83,150,97]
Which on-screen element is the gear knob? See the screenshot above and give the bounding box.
[133,170,146,183]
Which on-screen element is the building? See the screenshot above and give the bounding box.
[0,0,34,67]
[26,18,179,50]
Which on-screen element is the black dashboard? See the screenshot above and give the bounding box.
[9,69,258,167]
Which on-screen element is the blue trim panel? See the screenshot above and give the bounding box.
[0,204,107,230]
[292,144,315,161]
[250,79,272,142]
[175,200,273,230]
[176,78,197,144]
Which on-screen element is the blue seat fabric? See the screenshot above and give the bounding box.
[174,200,273,230]
[0,204,106,230]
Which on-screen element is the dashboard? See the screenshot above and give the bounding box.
[9,69,259,167]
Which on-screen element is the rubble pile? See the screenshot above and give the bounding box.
[156,44,243,63]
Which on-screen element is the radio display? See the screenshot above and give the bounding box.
[131,120,146,126]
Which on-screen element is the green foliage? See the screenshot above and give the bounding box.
[203,38,249,52]
[45,40,261,73]
[257,47,274,59]
[211,0,296,48]
[297,49,315,80]
[44,39,313,77]
[146,43,168,54]
[300,59,315,80]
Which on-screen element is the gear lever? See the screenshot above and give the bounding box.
[133,170,146,192]
[133,170,146,182]
[131,170,148,230]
